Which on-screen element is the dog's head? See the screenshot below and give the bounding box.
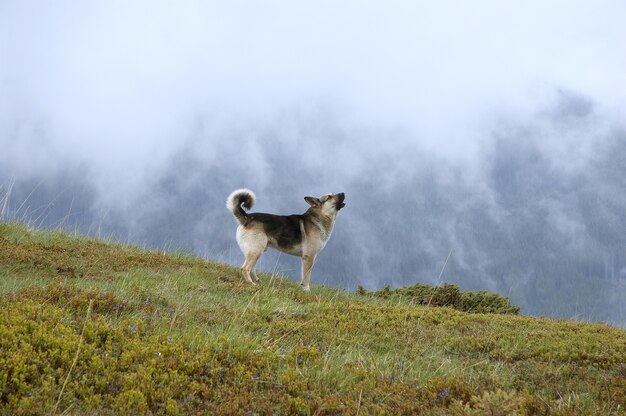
[305,193,346,217]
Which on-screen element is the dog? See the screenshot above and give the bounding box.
[227,189,345,291]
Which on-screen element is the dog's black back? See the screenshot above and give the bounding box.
[248,213,303,250]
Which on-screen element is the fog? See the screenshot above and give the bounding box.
[1,1,625,326]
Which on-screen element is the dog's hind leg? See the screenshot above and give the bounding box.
[241,251,262,284]
[236,228,267,285]
[300,253,317,291]
[251,267,260,282]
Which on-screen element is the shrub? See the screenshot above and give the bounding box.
[357,282,520,314]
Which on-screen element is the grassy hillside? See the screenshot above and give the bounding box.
[1,222,625,415]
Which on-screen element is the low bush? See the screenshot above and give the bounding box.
[357,282,520,314]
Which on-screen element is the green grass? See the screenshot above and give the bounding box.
[1,221,625,415]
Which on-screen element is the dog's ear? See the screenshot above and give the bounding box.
[304,196,322,207]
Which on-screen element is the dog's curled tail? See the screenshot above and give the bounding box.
[227,189,256,225]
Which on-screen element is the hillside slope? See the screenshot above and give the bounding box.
[1,222,625,415]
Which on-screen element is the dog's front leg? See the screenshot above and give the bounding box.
[300,253,316,291]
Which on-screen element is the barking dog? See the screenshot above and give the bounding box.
[227,189,345,291]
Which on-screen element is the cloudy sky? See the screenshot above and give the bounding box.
[2,1,625,179]
[1,1,626,325]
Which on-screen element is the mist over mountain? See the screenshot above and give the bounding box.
[2,92,625,327]
[2,2,625,326]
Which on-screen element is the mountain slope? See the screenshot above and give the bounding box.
[1,222,625,415]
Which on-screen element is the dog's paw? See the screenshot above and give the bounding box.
[300,284,311,292]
